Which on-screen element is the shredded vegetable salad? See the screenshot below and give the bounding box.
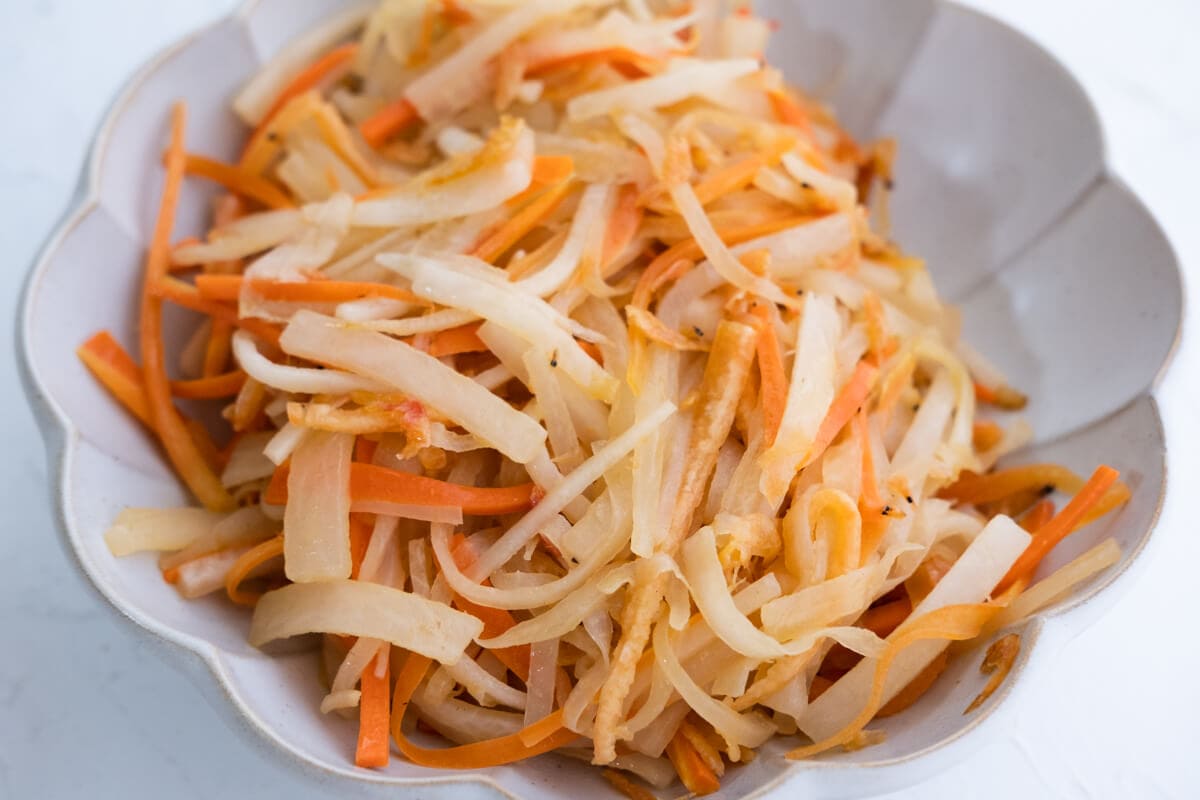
[81,1,1132,794]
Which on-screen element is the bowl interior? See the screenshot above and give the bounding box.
[23,1,1179,798]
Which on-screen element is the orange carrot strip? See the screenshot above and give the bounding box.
[360,98,420,148]
[855,411,882,510]
[503,155,576,208]
[862,597,912,638]
[356,649,391,769]
[472,179,575,264]
[256,42,359,136]
[183,154,295,209]
[996,466,1121,593]
[427,323,488,358]
[666,729,721,796]
[1018,499,1055,533]
[194,273,423,305]
[750,304,786,447]
[525,47,663,77]
[875,648,950,718]
[263,462,536,516]
[170,370,246,399]
[349,513,373,580]
[354,437,378,464]
[971,420,1004,451]
[447,536,532,681]
[600,184,643,270]
[631,215,810,309]
[805,361,877,465]
[390,653,576,768]
[973,380,1028,410]
[140,104,235,512]
[153,276,284,347]
[203,319,235,376]
[603,770,657,800]
[77,331,153,426]
[692,155,765,206]
[941,464,1086,506]
[224,535,284,606]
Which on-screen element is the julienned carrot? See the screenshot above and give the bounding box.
[140,104,235,513]
[1018,499,1055,534]
[193,273,423,306]
[360,97,420,148]
[766,87,816,138]
[225,535,284,606]
[170,370,247,399]
[602,769,656,800]
[973,380,1028,410]
[692,154,767,206]
[665,729,721,796]
[996,465,1121,593]
[256,42,359,137]
[503,155,576,208]
[354,437,378,464]
[472,178,575,264]
[875,648,950,718]
[631,215,810,309]
[427,323,488,358]
[941,464,1086,505]
[182,154,295,210]
[153,276,284,347]
[450,536,531,681]
[356,649,391,769]
[861,597,912,638]
[390,653,576,768]
[263,462,536,515]
[77,331,153,425]
[524,47,663,77]
[750,304,786,447]
[971,420,1004,451]
[600,184,643,270]
[855,411,882,510]
[804,360,877,467]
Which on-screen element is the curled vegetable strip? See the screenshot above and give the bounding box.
[249,580,483,664]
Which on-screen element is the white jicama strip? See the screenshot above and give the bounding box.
[525,446,590,523]
[357,515,400,586]
[404,0,586,120]
[174,545,258,599]
[732,213,856,280]
[652,618,775,757]
[335,297,416,322]
[331,638,387,696]
[516,183,612,297]
[525,349,583,468]
[173,210,305,266]
[349,500,464,525]
[263,423,307,466]
[476,563,638,648]
[525,638,560,725]
[362,309,478,337]
[250,580,483,664]
[759,294,841,507]
[383,255,618,402]
[352,121,534,227]
[563,659,610,733]
[669,180,798,309]
[414,685,524,743]
[283,431,354,582]
[281,310,547,463]
[781,152,858,211]
[220,431,276,488]
[104,507,221,556]
[233,331,388,395]
[991,538,1122,631]
[320,690,362,714]
[568,58,760,121]
[799,515,1032,741]
[160,506,278,571]
[889,367,956,492]
[467,402,675,580]
[680,528,885,660]
[429,491,624,609]
[232,3,371,125]
[247,194,354,281]
[444,653,528,710]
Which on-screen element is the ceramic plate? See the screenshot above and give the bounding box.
[18,1,1182,797]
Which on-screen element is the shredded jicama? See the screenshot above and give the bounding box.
[89,1,1134,792]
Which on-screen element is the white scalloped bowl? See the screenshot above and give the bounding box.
[17,1,1182,798]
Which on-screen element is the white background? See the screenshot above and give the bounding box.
[2,1,1197,798]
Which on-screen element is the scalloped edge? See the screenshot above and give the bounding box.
[14,2,1180,797]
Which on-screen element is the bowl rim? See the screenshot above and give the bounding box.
[13,0,1182,797]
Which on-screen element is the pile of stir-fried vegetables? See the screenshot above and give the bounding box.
[81,0,1133,794]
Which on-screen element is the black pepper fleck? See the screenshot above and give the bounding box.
[881,505,892,516]
[693,326,704,337]
[1040,484,1055,496]
[801,181,814,190]
[905,495,914,504]
[550,357,558,368]
[884,178,896,191]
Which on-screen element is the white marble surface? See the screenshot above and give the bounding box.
[2,1,1197,798]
